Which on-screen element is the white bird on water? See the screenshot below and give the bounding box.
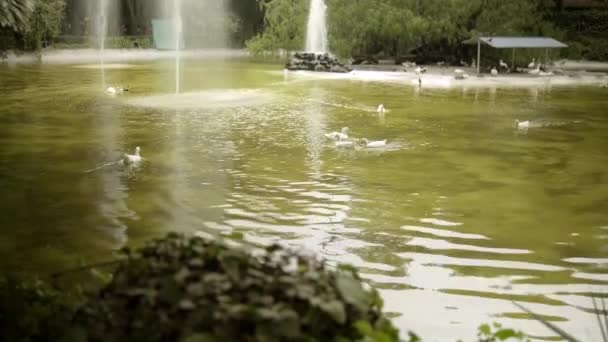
[122,146,142,165]
[415,67,427,75]
[336,140,355,148]
[324,127,349,141]
[528,58,536,69]
[358,138,387,148]
[106,86,129,95]
[515,120,530,129]
[377,104,386,113]
[490,67,498,76]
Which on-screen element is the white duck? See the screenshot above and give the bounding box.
[515,120,530,129]
[528,65,541,75]
[490,67,498,76]
[528,58,536,69]
[122,146,142,164]
[324,127,349,141]
[106,86,129,95]
[359,138,387,148]
[499,59,509,71]
[335,140,355,148]
[415,67,427,75]
[454,69,469,80]
[377,104,386,113]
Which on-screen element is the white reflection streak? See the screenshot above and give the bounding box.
[304,88,325,178]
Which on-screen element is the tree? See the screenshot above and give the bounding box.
[247,0,559,60]
[246,0,308,55]
[0,0,35,32]
[23,0,66,50]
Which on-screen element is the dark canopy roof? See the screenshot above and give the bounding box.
[463,36,568,49]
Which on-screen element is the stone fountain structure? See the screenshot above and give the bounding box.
[285,0,350,73]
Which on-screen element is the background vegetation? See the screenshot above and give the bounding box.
[248,0,608,62]
[1,0,607,61]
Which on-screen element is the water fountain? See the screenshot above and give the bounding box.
[174,0,182,94]
[285,0,350,73]
[98,0,109,88]
[305,0,328,53]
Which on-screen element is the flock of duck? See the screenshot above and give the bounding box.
[323,104,389,149]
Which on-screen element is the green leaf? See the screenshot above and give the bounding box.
[479,324,491,336]
[408,332,421,342]
[494,329,519,340]
[319,300,346,324]
[336,273,369,312]
[354,320,374,336]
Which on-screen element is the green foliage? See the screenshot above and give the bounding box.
[105,36,153,49]
[74,233,401,342]
[0,277,79,342]
[246,0,308,56]
[247,0,560,60]
[548,9,608,61]
[22,0,65,50]
[478,322,528,342]
[0,0,35,32]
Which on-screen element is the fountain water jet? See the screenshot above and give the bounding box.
[305,0,328,53]
[98,0,109,88]
[174,0,182,94]
[285,0,350,73]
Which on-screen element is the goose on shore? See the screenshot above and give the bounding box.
[324,127,349,141]
[415,67,427,75]
[528,58,536,69]
[377,104,386,113]
[490,67,498,76]
[528,65,541,75]
[499,59,509,71]
[358,138,387,148]
[454,69,469,80]
[122,146,142,164]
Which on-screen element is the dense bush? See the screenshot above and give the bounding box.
[105,36,153,49]
[547,9,608,61]
[73,233,402,342]
[0,277,78,342]
[22,0,65,50]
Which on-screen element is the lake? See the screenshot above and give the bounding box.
[1,58,607,340]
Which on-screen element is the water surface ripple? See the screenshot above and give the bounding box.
[0,61,607,341]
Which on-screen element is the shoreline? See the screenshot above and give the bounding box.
[286,66,608,89]
[2,48,607,90]
[0,48,249,64]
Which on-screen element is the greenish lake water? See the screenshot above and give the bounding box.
[1,59,607,340]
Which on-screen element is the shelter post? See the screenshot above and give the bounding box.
[477,39,481,74]
[512,48,515,71]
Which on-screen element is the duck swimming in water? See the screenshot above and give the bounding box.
[122,146,142,165]
[358,138,387,148]
[515,120,530,129]
[324,127,349,141]
[106,86,129,94]
[336,140,355,148]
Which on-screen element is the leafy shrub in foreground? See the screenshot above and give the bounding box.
[74,233,401,342]
[0,277,78,342]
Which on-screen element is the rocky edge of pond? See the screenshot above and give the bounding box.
[286,52,352,73]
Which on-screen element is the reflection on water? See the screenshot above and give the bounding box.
[0,61,607,341]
